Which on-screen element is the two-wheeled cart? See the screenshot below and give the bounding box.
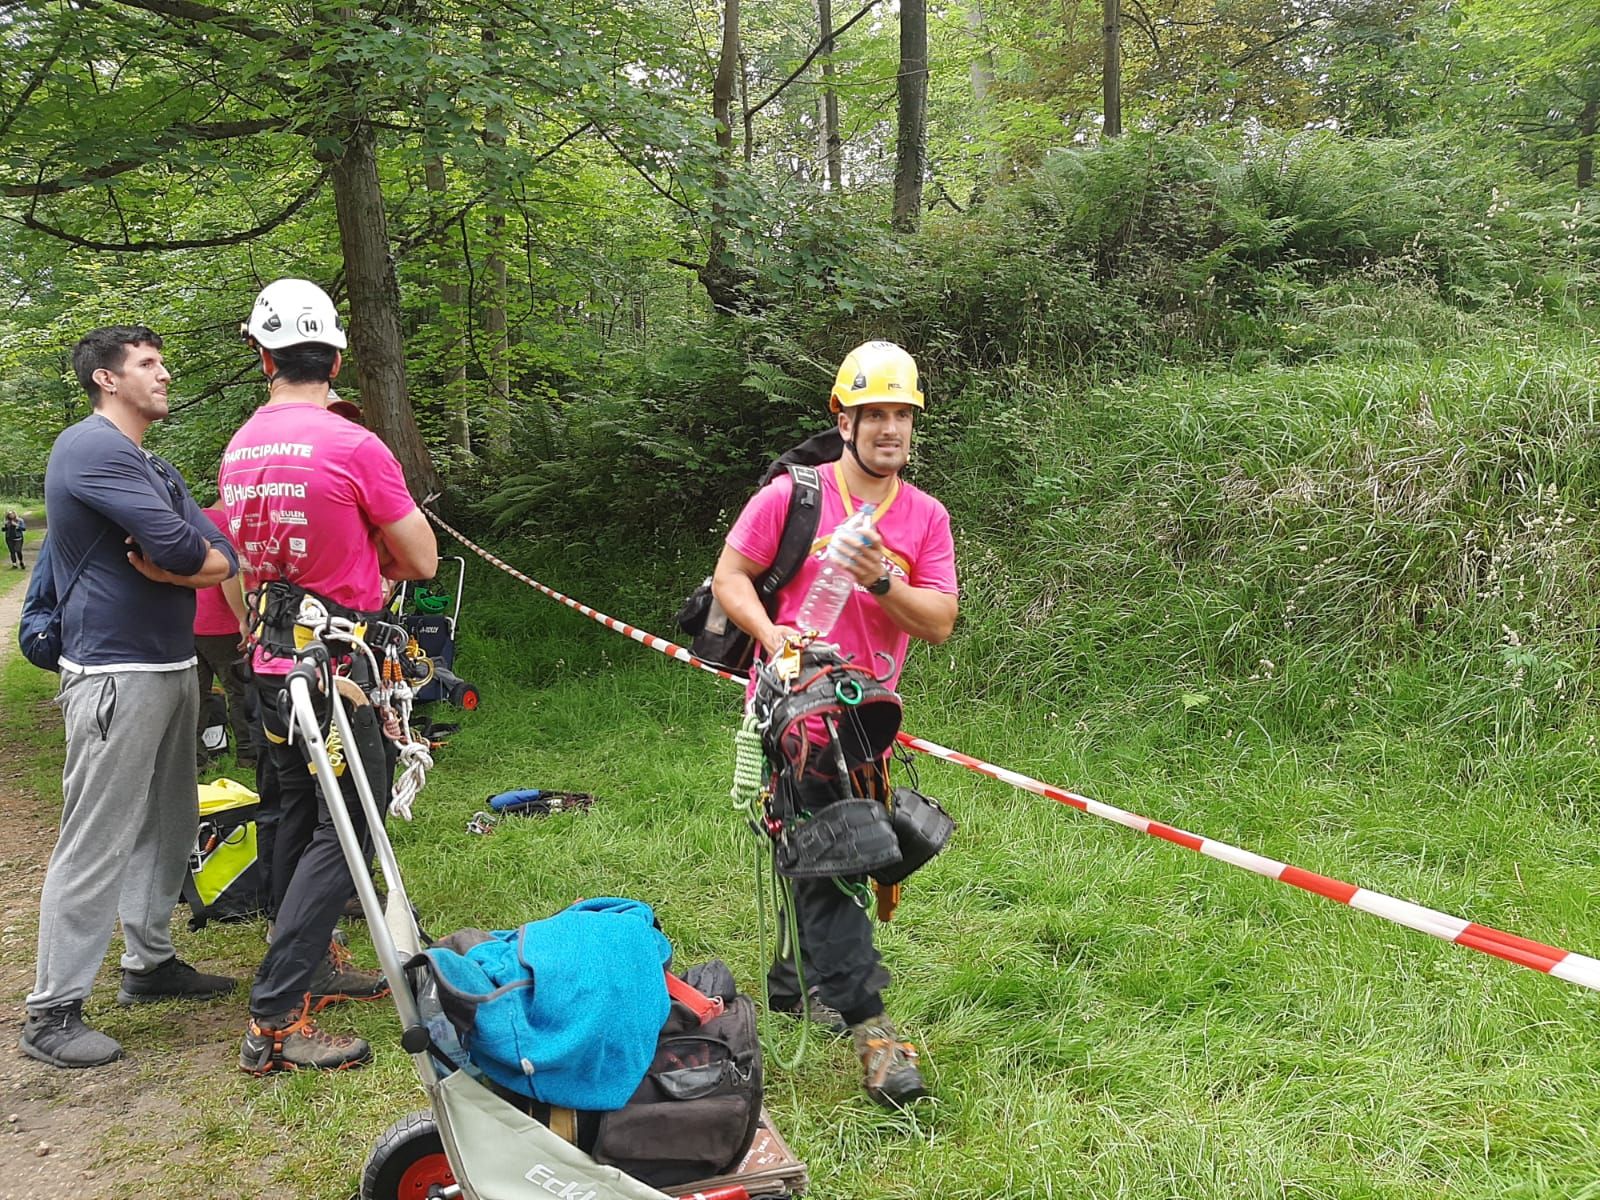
[276,627,807,1200]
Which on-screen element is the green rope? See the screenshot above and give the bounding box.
[730,716,765,818]
[734,715,814,1070]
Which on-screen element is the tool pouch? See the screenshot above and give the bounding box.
[871,787,955,886]
[775,798,902,879]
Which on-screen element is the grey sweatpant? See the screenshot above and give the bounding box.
[28,668,200,1011]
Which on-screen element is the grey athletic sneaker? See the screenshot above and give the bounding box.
[306,942,389,1012]
[117,956,236,1005]
[239,1002,370,1075]
[850,1017,929,1109]
[20,1002,123,1069]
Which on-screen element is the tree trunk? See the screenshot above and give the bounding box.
[1102,0,1122,137]
[330,118,438,496]
[483,211,510,459]
[966,0,993,105]
[967,0,998,183]
[819,0,842,191]
[1578,92,1597,190]
[480,26,512,461]
[740,47,754,165]
[892,0,928,233]
[701,0,744,311]
[424,153,470,454]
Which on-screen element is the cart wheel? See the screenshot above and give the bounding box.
[360,1110,456,1200]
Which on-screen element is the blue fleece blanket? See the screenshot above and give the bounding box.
[422,897,672,1110]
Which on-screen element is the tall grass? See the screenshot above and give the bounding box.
[937,330,1600,754]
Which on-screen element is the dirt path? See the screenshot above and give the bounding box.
[0,568,261,1200]
[0,564,112,1199]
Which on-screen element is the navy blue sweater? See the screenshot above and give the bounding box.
[44,414,236,670]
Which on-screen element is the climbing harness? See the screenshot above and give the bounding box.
[251,584,436,822]
[735,640,916,1065]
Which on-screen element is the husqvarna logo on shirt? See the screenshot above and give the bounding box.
[523,1164,597,1200]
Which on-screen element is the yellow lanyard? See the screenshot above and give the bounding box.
[833,460,901,525]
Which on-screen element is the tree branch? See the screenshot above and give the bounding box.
[1230,18,1330,70]
[747,0,885,120]
[0,35,67,144]
[101,0,303,51]
[166,359,261,415]
[390,121,596,255]
[595,126,695,213]
[18,168,326,251]
[2,118,288,196]
[1121,0,1161,60]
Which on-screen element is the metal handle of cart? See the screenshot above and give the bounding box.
[398,555,466,631]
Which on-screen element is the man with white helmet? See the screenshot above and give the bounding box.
[712,340,958,1107]
[221,278,437,1073]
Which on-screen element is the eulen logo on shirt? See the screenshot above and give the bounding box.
[274,509,309,526]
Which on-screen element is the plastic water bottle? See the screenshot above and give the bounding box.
[795,503,876,638]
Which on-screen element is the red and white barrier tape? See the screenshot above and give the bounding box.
[423,507,1600,994]
[423,510,742,684]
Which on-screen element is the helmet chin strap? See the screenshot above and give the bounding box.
[844,410,890,479]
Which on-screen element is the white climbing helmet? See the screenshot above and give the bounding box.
[242,278,347,350]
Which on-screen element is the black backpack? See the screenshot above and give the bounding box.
[586,960,763,1188]
[411,946,763,1191]
[674,428,844,673]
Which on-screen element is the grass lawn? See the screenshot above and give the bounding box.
[6,555,1596,1199]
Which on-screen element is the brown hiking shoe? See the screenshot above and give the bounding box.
[307,940,389,1012]
[239,1000,371,1075]
[850,1017,929,1109]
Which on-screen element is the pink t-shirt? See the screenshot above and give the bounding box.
[193,506,240,636]
[219,400,417,673]
[726,462,957,696]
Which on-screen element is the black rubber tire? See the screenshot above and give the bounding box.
[360,1109,455,1200]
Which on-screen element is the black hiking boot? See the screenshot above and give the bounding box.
[773,988,848,1035]
[850,1017,930,1109]
[239,1001,370,1075]
[342,887,385,922]
[117,956,237,1006]
[20,1002,123,1069]
[306,941,389,1012]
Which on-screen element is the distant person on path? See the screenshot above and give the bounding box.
[193,503,255,769]
[21,326,239,1070]
[712,340,958,1108]
[4,510,24,568]
[223,278,436,1075]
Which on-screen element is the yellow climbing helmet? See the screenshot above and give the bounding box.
[828,340,924,412]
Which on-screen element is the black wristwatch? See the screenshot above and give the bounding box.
[867,570,892,596]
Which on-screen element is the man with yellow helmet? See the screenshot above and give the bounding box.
[712,340,958,1108]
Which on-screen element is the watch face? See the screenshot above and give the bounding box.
[870,572,892,595]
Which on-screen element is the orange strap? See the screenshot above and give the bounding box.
[664,970,724,1024]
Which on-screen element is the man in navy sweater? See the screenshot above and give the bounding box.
[21,326,240,1069]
